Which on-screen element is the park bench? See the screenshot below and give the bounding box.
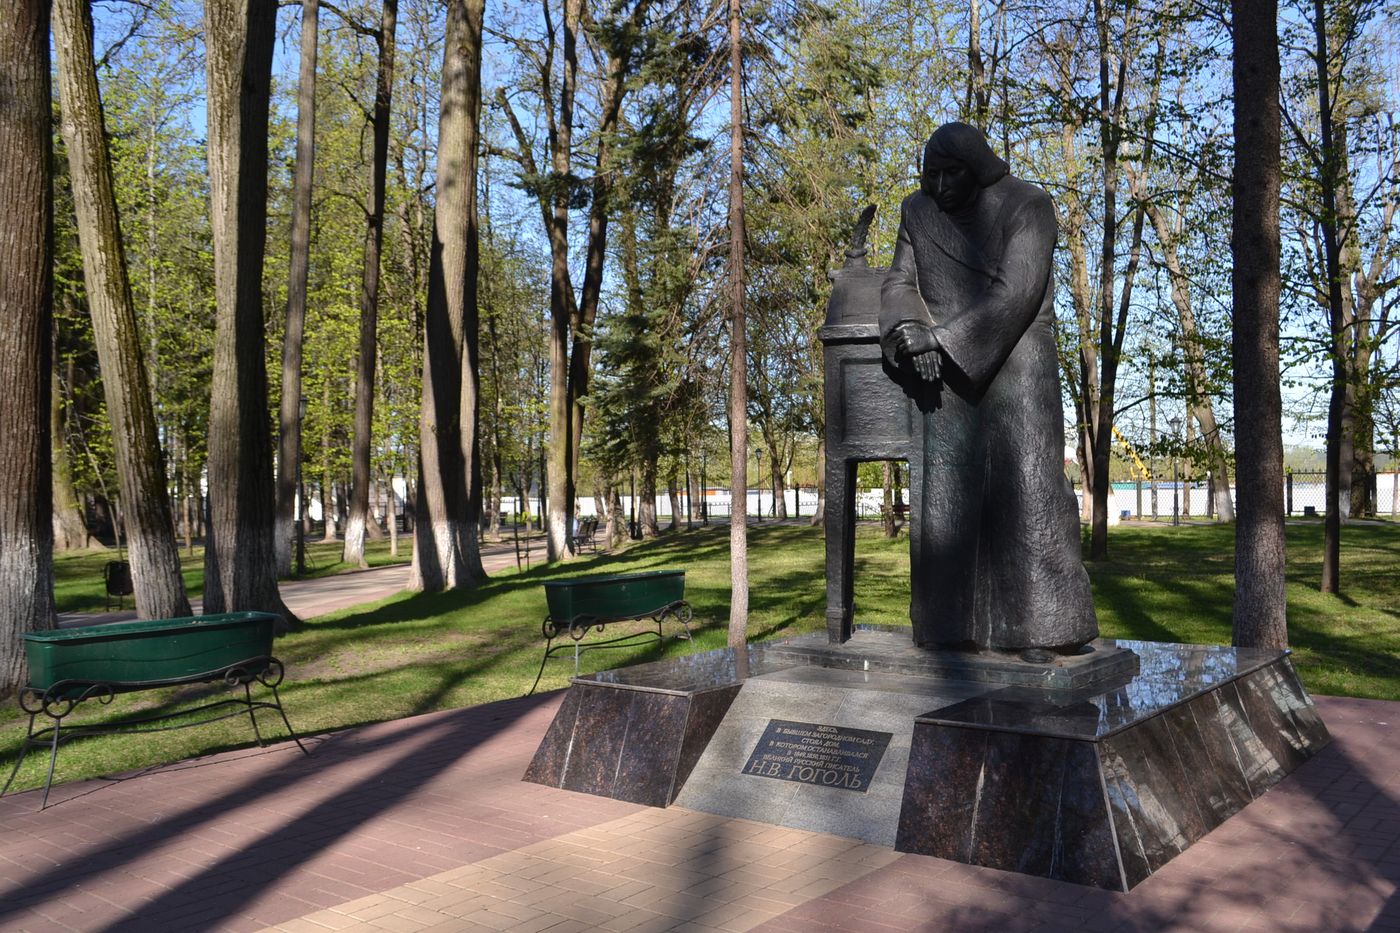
[528,569,692,695]
[568,515,599,553]
[1,612,309,810]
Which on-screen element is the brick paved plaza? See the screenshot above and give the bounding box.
[0,688,1397,932]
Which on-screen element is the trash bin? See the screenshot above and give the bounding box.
[104,560,134,611]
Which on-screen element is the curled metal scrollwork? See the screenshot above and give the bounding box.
[221,656,282,688]
[255,658,286,689]
[569,616,600,641]
[31,682,117,721]
[542,617,562,641]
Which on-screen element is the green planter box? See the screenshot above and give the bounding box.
[24,612,280,698]
[543,570,685,624]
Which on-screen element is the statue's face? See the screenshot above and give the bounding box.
[927,161,978,213]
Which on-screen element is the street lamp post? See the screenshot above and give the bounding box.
[755,448,764,523]
[296,395,308,576]
[1168,415,1180,527]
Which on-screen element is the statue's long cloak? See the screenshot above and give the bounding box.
[879,178,1097,651]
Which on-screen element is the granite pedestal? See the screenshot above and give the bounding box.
[523,627,1330,890]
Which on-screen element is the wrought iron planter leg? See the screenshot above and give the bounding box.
[0,712,37,799]
[244,681,266,747]
[40,718,62,810]
[528,634,555,696]
[270,686,311,755]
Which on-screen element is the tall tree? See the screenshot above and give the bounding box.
[0,0,55,694]
[202,0,293,620]
[544,0,581,561]
[276,0,318,577]
[344,0,399,568]
[726,0,749,649]
[53,0,191,619]
[1311,0,1347,593]
[495,0,655,560]
[1279,0,1397,585]
[1085,0,1151,560]
[411,0,486,590]
[1140,194,1236,522]
[563,2,656,528]
[1231,0,1289,648]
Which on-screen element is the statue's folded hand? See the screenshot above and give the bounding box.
[893,321,938,357]
[892,322,942,382]
[913,349,942,383]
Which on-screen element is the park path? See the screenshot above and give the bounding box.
[58,533,551,628]
[0,690,1396,931]
[17,528,1400,931]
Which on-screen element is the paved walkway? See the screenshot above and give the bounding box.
[12,552,1399,932]
[59,534,550,628]
[1,692,1396,932]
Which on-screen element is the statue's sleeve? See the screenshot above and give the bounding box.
[879,206,932,366]
[931,193,1055,393]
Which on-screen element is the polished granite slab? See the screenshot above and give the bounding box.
[896,652,1331,889]
[525,628,1331,890]
[522,679,740,807]
[578,625,1139,692]
[761,627,1141,690]
[671,668,993,846]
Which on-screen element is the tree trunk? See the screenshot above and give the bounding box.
[882,461,896,538]
[566,40,631,523]
[811,436,825,528]
[1139,197,1234,522]
[365,472,385,539]
[965,0,988,129]
[726,0,749,650]
[639,457,659,538]
[543,0,581,562]
[488,443,503,541]
[456,0,486,582]
[344,0,397,569]
[0,0,55,694]
[1230,0,1288,648]
[52,368,91,549]
[1087,0,1147,560]
[385,466,398,556]
[320,473,337,542]
[201,0,291,621]
[276,0,317,577]
[410,0,485,591]
[667,469,680,531]
[54,0,191,619]
[608,484,625,548]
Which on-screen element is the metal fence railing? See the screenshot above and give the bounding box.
[1069,471,1400,520]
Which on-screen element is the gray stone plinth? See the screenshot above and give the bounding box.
[522,630,1330,891]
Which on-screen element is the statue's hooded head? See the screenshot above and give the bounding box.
[920,122,1009,212]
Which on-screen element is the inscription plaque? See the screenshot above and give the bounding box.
[742,720,892,793]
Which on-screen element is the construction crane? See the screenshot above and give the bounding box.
[1112,424,1152,481]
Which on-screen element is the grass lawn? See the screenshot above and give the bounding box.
[53,538,411,614]
[3,520,1396,794]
